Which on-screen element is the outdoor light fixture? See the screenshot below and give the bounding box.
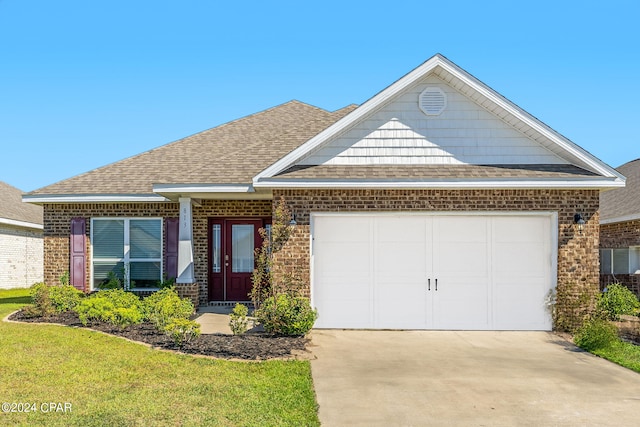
[573,213,586,233]
[289,212,297,227]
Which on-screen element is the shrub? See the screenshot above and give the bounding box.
[30,282,55,316]
[76,289,143,327]
[255,294,317,336]
[29,280,82,316]
[574,318,619,351]
[49,285,82,313]
[165,318,201,346]
[229,303,250,335]
[143,287,195,331]
[596,284,640,321]
[97,271,124,290]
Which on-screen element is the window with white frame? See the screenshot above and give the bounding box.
[600,248,630,275]
[91,218,162,289]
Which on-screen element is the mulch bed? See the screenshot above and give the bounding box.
[8,310,311,361]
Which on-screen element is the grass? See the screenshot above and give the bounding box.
[590,339,640,373]
[0,288,320,426]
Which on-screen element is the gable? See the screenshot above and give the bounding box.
[255,54,624,189]
[297,74,565,166]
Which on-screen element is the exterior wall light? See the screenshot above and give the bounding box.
[574,213,586,233]
[289,212,297,227]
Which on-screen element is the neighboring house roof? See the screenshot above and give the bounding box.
[600,158,640,224]
[0,181,43,229]
[24,54,623,203]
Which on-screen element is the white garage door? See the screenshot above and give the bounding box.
[311,213,555,331]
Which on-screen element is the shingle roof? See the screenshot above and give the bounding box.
[0,181,43,225]
[273,164,600,181]
[600,159,640,221]
[29,101,358,195]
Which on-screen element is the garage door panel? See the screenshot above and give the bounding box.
[493,279,551,330]
[433,277,489,330]
[312,214,553,331]
[315,298,373,328]
[436,242,489,275]
[435,217,488,242]
[494,242,547,275]
[314,242,371,276]
[314,216,371,241]
[376,216,426,242]
[376,278,428,328]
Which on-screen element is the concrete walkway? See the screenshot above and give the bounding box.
[195,306,263,334]
[310,330,640,426]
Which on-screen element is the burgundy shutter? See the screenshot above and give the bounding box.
[164,218,179,280]
[69,217,86,291]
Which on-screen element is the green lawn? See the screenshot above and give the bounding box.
[0,289,319,426]
[590,339,640,373]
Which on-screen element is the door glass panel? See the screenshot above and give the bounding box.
[212,224,221,273]
[232,224,254,273]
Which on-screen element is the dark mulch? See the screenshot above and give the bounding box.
[8,310,310,361]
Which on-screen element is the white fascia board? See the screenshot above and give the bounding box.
[253,55,445,183]
[253,53,622,183]
[600,213,640,225]
[254,177,625,190]
[0,217,43,230]
[22,194,169,203]
[152,183,255,193]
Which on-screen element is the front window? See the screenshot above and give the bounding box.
[91,218,162,290]
[600,248,630,275]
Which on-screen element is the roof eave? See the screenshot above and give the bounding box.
[254,177,625,190]
[22,194,170,204]
[600,213,640,225]
[0,217,43,230]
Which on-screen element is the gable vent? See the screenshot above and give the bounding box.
[419,87,446,116]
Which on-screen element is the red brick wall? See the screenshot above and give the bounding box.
[273,189,601,327]
[43,200,271,305]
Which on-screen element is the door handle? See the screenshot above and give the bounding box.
[428,278,430,291]
[435,278,438,291]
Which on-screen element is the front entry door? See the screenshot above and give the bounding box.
[208,219,264,301]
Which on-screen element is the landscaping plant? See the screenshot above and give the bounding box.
[143,287,195,331]
[24,274,83,317]
[250,197,318,335]
[255,294,317,336]
[596,283,640,321]
[229,303,250,335]
[574,317,620,351]
[164,317,201,346]
[76,289,143,328]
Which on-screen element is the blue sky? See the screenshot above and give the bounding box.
[1,1,638,192]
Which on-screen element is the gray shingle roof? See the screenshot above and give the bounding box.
[29,101,358,195]
[273,164,600,181]
[0,181,43,225]
[600,159,640,221]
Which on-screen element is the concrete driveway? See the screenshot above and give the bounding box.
[310,330,640,426]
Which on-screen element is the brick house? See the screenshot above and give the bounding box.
[600,158,640,296]
[24,54,624,330]
[0,181,43,289]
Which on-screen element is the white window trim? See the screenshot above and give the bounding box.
[90,217,164,291]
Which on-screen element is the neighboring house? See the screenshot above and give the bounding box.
[24,54,624,331]
[600,158,640,296]
[0,181,43,289]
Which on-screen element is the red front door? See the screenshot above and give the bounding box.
[208,219,264,301]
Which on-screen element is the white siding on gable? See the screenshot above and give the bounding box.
[298,75,566,166]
